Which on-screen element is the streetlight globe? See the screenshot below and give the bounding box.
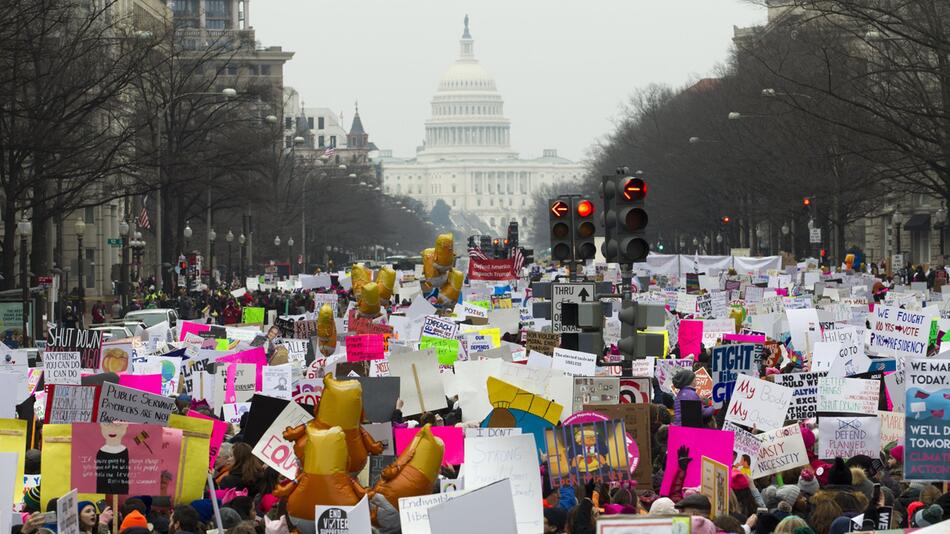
[338,164,347,170]
[183,223,193,239]
[762,88,777,97]
[692,237,699,246]
[265,115,278,125]
[728,112,742,120]
[18,219,33,237]
[716,233,723,243]
[348,173,357,178]
[288,237,294,247]
[209,228,217,241]
[293,136,305,144]
[221,88,237,98]
[892,210,904,225]
[119,220,130,236]
[781,223,790,235]
[239,233,246,245]
[274,236,281,247]
[226,229,234,243]
[325,245,332,251]
[74,219,85,237]
[756,227,765,238]
[688,136,701,144]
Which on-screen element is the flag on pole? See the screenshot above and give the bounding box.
[137,194,151,230]
[510,246,525,271]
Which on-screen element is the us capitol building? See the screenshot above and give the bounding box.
[378,16,585,235]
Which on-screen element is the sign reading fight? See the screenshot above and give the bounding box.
[869,305,930,358]
[711,343,758,408]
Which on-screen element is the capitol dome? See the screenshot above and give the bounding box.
[419,15,517,162]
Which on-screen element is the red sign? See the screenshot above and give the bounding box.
[468,257,518,281]
[37,276,53,287]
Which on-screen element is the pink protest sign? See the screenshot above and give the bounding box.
[216,347,266,390]
[394,426,464,466]
[178,320,211,341]
[188,409,227,469]
[722,334,766,344]
[118,374,162,395]
[678,320,703,359]
[345,334,385,362]
[71,422,165,495]
[660,426,734,496]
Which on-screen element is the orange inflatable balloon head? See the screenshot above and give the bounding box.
[314,373,385,473]
[371,424,445,509]
[375,266,396,302]
[437,268,464,308]
[316,303,337,357]
[434,233,455,268]
[351,263,372,297]
[845,253,855,270]
[357,281,381,317]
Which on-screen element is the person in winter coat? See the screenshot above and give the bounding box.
[671,369,714,426]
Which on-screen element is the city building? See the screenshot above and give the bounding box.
[377,16,585,237]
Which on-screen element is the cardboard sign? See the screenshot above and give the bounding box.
[421,315,459,339]
[96,382,176,424]
[585,403,652,489]
[870,305,931,358]
[388,349,447,416]
[552,347,597,377]
[71,422,165,494]
[543,418,631,487]
[775,371,824,420]
[57,488,79,534]
[464,434,543,534]
[524,331,560,356]
[817,377,879,414]
[419,336,461,366]
[261,364,293,400]
[660,426,734,496]
[394,426,463,466]
[711,343,759,408]
[427,479,518,534]
[878,410,905,449]
[904,358,950,480]
[43,352,82,385]
[47,327,102,370]
[724,375,793,431]
[352,377,400,423]
[754,424,808,478]
[701,456,729,518]
[398,490,469,534]
[251,401,313,479]
[315,495,371,534]
[818,416,881,459]
[45,384,99,424]
[345,334,385,362]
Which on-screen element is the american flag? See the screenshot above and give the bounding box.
[137,194,151,230]
[323,147,336,157]
[510,246,525,271]
[468,245,489,261]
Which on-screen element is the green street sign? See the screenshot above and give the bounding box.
[107,238,123,247]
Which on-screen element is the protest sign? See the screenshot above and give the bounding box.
[294,319,319,340]
[544,418,631,487]
[395,426,463,466]
[810,342,841,373]
[722,421,759,478]
[118,374,161,395]
[421,315,459,339]
[467,257,518,281]
[677,319,703,357]
[552,347,597,377]
[215,363,257,407]
[904,358,950,480]
[818,416,881,459]
[711,343,759,408]
[45,384,99,424]
[660,426,734,496]
[419,336,460,365]
[57,488,79,534]
[702,318,736,348]
[43,352,81,385]
[817,377,879,415]
[222,403,251,425]
[398,490,468,534]
[595,517,690,534]
[46,327,102,370]
[464,434,543,534]
[524,330,560,356]
[573,377,619,413]
[0,453,15,534]
[786,308,820,353]
[583,403,652,489]
[465,427,522,438]
[878,410,904,449]
[427,479,518,534]
[701,456,729,518]
[251,401,313,479]
[655,359,694,395]
[345,334,385,362]
[754,424,808,478]
[386,349,447,416]
[96,382,176,424]
[870,305,931,358]
[71,422,164,494]
[261,364,293,400]
[315,495,371,534]
[725,375,793,431]
[775,372,824,420]
[351,377,400,423]
[241,306,265,324]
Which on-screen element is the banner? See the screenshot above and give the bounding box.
[467,257,518,281]
[724,375,792,431]
[904,358,950,481]
[817,416,881,459]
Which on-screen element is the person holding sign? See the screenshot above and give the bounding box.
[672,369,714,426]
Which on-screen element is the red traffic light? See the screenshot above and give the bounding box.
[493,239,500,246]
[504,239,510,246]
[721,216,731,224]
[550,200,569,217]
[622,178,647,201]
[576,199,594,217]
[803,197,811,207]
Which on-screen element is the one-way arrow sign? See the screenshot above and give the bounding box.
[578,288,590,301]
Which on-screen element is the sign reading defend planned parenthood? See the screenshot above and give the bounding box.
[869,305,930,358]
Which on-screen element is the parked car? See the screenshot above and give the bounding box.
[89,324,133,341]
[124,308,179,328]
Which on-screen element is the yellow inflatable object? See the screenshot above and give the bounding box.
[358,281,381,318]
[845,253,855,270]
[434,233,454,268]
[316,303,337,357]
[274,425,365,518]
[437,268,464,308]
[351,263,372,297]
[310,373,384,473]
[422,248,437,284]
[371,424,445,509]
[376,266,396,302]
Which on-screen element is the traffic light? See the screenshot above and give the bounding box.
[803,197,811,207]
[574,198,596,260]
[506,221,519,250]
[721,216,731,224]
[603,174,649,264]
[617,300,666,360]
[549,198,572,262]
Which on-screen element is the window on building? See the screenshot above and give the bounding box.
[522,217,527,226]
[84,207,95,223]
[226,64,238,76]
[490,217,495,226]
[247,65,259,76]
[452,199,456,207]
[284,117,293,129]
[260,64,271,76]
[477,199,481,207]
[490,199,494,207]
[85,248,95,288]
[318,135,325,148]
[329,136,336,147]
[318,117,325,129]
[285,136,292,148]
[452,185,456,193]
[307,117,314,129]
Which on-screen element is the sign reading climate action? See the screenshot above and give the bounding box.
[467,257,518,281]
[904,358,950,481]
[870,305,930,358]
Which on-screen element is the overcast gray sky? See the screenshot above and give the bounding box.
[252,1,766,162]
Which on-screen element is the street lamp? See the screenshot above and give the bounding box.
[288,237,295,276]
[892,210,904,260]
[17,219,31,347]
[239,232,247,282]
[209,228,217,291]
[226,230,234,288]
[274,235,281,247]
[935,204,947,258]
[74,219,86,324]
[183,222,193,291]
[130,231,145,287]
[119,220,130,311]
